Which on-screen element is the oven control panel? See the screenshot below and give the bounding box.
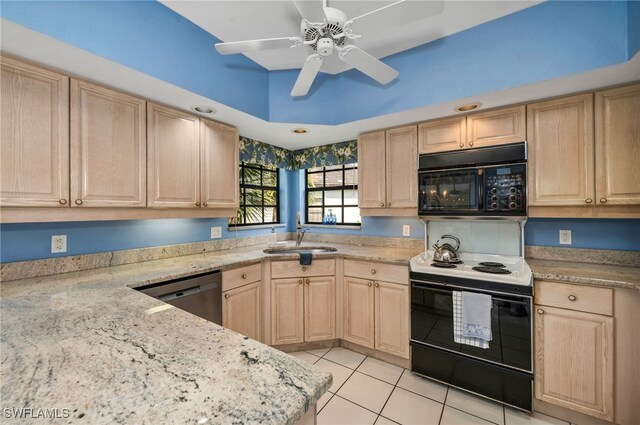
[484,166,525,212]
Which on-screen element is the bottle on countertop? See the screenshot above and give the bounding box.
[269,226,277,244]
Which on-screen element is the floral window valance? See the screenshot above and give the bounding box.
[239,136,292,169]
[239,136,357,170]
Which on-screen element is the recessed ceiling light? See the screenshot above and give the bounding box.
[191,105,216,114]
[455,103,481,112]
[292,128,309,134]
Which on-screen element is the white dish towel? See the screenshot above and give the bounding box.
[453,291,493,349]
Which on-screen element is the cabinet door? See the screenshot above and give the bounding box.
[595,83,640,205]
[527,94,594,206]
[147,103,200,208]
[201,119,239,208]
[534,305,613,421]
[385,125,418,209]
[467,105,526,148]
[223,281,262,342]
[70,80,146,208]
[357,131,386,208]
[304,276,335,342]
[271,278,304,345]
[418,116,466,154]
[343,276,374,348]
[375,281,409,359]
[1,56,69,207]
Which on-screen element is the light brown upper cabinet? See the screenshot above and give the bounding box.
[200,119,239,209]
[418,106,525,154]
[527,93,594,206]
[418,116,466,154]
[358,125,417,214]
[147,103,200,208]
[595,83,640,206]
[70,80,146,208]
[1,55,69,207]
[466,105,526,148]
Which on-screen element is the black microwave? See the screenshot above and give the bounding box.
[418,142,527,217]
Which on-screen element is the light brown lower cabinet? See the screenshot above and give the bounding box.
[271,275,336,345]
[534,305,614,421]
[343,267,409,359]
[223,280,262,342]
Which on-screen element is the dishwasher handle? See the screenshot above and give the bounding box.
[158,285,201,302]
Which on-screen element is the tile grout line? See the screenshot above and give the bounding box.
[374,363,405,422]
[437,384,450,425]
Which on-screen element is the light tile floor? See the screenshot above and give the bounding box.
[287,347,571,425]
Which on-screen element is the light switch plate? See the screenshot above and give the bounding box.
[559,230,572,245]
[51,235,67,253]
[402,225,411,237]
[210,226,222,239]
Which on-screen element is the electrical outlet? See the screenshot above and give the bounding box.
[51,235,67,253]
[210,226,222,239]
[559,230,572,245]
[402,225,411,237]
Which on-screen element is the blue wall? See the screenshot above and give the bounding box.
[0,0,270,120]
[1,1,635,126]
[629,0,640,58]
[270,0,631,124]
[525,219,640,251]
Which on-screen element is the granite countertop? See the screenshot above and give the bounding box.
[529,258,640,290]
[0,242,420,424]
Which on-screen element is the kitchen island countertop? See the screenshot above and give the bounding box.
[0,242,420,424]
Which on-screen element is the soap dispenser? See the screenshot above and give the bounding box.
[269,226,277,244]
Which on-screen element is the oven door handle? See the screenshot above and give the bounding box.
[412,283,531,305]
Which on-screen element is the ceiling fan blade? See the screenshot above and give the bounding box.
[293,0,327,24]
[291,54,324,97]
[215,37,302,55]
[339,46,398,85]
[349,0,444,34]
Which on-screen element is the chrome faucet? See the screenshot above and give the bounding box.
[295,211,309,248]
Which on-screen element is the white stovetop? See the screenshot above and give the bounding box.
[410,250,533,287]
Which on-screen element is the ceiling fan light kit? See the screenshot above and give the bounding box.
[214,0,444,97]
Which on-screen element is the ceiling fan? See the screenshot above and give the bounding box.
[215,0,444,97]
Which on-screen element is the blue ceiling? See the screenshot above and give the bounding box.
[2,0,638,126]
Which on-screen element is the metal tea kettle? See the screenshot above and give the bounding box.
[432,235,461,263]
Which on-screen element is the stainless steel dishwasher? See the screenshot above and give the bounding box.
[137,271,222,324]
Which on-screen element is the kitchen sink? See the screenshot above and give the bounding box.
[262,246,338,254]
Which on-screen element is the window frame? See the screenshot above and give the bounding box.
[305,163,360,226]
[231,162,280,227]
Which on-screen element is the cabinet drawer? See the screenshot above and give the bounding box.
[271,259,335,279]
[344,260,408,285]
[535,280,612,316]
[222,263,261,291]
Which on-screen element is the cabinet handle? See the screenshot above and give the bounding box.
[375,282,379,287]
[459,142,464,148]
[600,198,607,203]
[203,202,208,207]
[585,198,593,204]
[302,267,307,272]
[59,199,67,205]
[224,294,229,299]
[305,279,310,285]
[195,202,201,207]
[75,199,83,205]
[380,203,384,207]
[469,141,474,147]
[537,309,544,314]
[242,274,247,279]
[368,282,372,287]
[371,269,376,275]
[387,202,391,207]
[298,279,303,284]
[568,295,577,301]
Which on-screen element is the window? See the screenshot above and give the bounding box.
[231,162,280,226]
[306,164,360,225]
